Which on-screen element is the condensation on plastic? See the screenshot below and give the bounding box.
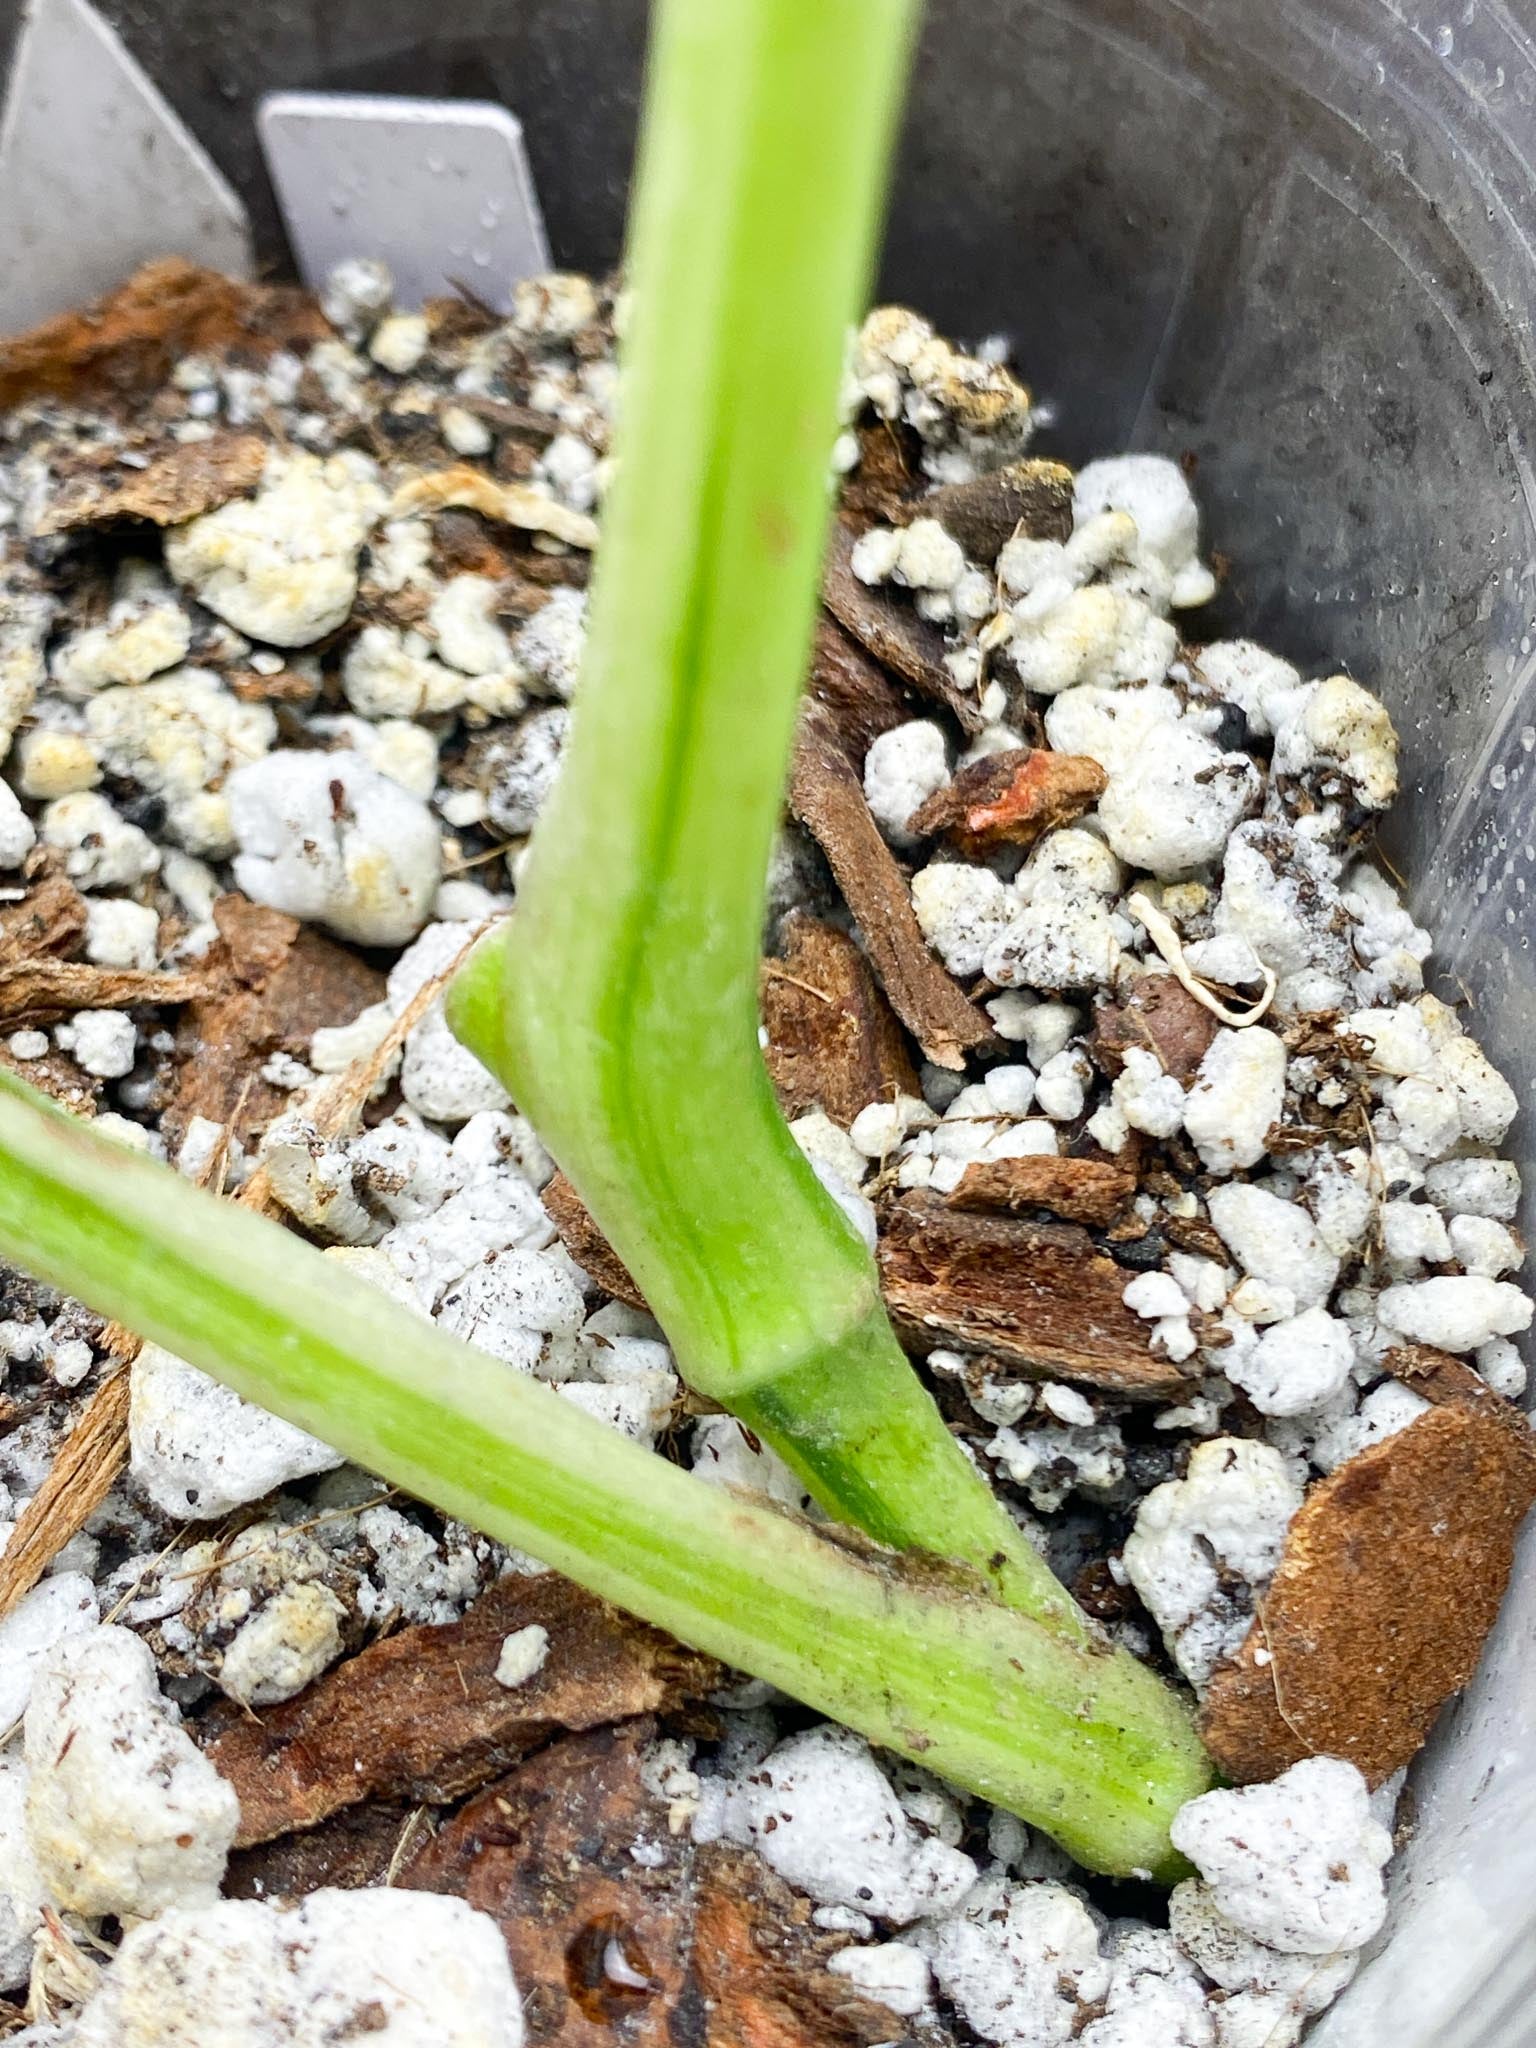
[4,1,1536,2039]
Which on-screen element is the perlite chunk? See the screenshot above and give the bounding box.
[25,1625,238,1919]
[1123,1438,1301,1689]
[67,1887,523,2048]
[1169,1758,1392,1957]
[228,748,440,946]
[164,450,385,646]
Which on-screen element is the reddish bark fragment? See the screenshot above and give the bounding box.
[949,1154,1137,1229]
[919,457,1075,560]
[1201,1403,1536,1786]
[789,703,995,1071]
[806,616,913,763]
[822,519,983,733]
[164,894,384,1148]
[908,747,1106,856]
[762,913,918,1127]
[543,1171,649,1311]
[34,434,267,534]
[877,1191,1187,1398]
[0,259,326,410]
[1090,975,1218,1085]
[201,1574,718,1847]
[0,870,88,969]
[404,1720,692,2048]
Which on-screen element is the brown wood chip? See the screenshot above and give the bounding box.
[919,458,1075,561]
[403,1725,928,2048]
[692,1841,932,2048]
[1201,1402,1536,1786]
[164,894,384,1149]
[877,1190,1188,1397]
[0,259,327,410]
[948,1155,1137,1229]
[789,703,995,1071]
[0,958,219,1029]
[822,518,984,733]
[202,1575,718,1846]
[806,615,913,763]
[0,872,88,969]
[224,1803,414,1902]
[542,1171,648,1312]
[908,747,1106,856]
[762,913,918,1127]
[1089,975,1219,1084]
[0,1370,129,1626]
[34,434,268,535]
[404,1719,693,2047]
[1381,1343,1536,1454]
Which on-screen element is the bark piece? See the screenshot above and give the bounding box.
[542,1172,648,1312]
[0,259,326,410]
[1201,1403,1536,1786]
[806,616,913,763]
[789,703,995,1071]
[692,1841,929,2048]
[0,872,88,970]
[164,894,384,1148]
[34,434,267,535]
[1381,1343,1536,1453]
[823,519,983,734]
[0,958,218,1028]
[0,1370,129,1623]
[908,747,1106,856]
[949,1155,1137,1229]
[404,1720,692,2048]
[762,913,918,1127]
[919,458,1076,561]
[404,1733,924,2048]
[0,1040,99,1114]
[225,1803,415,1901]
[877,1191,1187,1398]
[202,1574,718,1846]
[1160,1211,1229,1262]
[837,421,922,527]
[1089,976,1219,1084]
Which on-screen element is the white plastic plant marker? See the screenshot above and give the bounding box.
[0,0,253,333]
[258,93,550,315]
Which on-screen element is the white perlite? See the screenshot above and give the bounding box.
[0,1571,98,1732]
[25,1625,238,1919]
[164,450,384,646]
[920,1877,1110,2048]
[1170,1758,1393,1956]
[1182,1028,1286,1173]
[1206,1182,1339,1312]
[1223,1307,1355,1419]
[494,1624,550,1689]
[130,1342,343,1519]
[864,721,950,846]
[68,1887,524,2047]
[1376,1275,1533,1352]
[701,1725,977,1924]
[1123,1438,1301,1689]
[228,749,441,945]
[0,1756,45,1992]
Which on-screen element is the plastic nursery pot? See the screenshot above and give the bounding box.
[7,0,1536,2039]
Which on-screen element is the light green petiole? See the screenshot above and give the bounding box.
[0,1076,1209,1879]
[447,0,1070,1621]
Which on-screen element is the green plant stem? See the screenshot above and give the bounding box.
[446,0,1069,1625]
[0,1076,1208,1879]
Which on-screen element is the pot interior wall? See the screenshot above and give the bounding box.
[9,1,1536,2037]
